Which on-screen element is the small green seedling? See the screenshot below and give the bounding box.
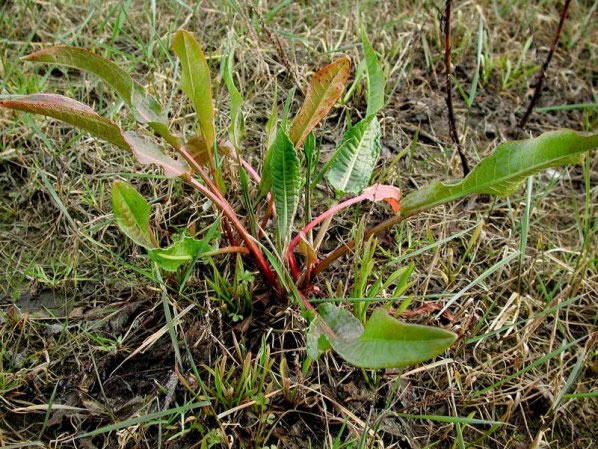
[1,29,596,370]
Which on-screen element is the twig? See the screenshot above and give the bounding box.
[253,8,304,95]
[443,0,469,176]
[519,0,572,128]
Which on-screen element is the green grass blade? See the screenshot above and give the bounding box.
[473,337,584,397]
[78,401,208,438]
[393,413,506,426]
[437,252,519,317]
[467,16,483,107]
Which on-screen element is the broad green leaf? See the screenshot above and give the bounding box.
[401,130,598,217]
[24,46,169,131]
[325,116,381,194]
[149,234,212,272]
[222,48,245,148]
[123,132,189,178]
[361,30,385,116]
[289,57,351,148]
[314,304,456,369]
[257,85,279,198]
[111,181,155,249]
[0,94,127,149]
[270,128,301,248]
[171,30,215,153]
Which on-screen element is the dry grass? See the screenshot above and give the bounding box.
[0,0,597,448]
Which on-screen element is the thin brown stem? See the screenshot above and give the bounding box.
[312,214,405,278]
[258,195,275,240]
[518,0,572,128]
[203,246,250,257]
[444,0,469,177]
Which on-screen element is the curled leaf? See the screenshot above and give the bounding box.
[149,235,212,272]
[123,131,189,178]
[361,183,401,213]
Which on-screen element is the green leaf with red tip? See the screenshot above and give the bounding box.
[24,46,169,131]
[289,57,351,148]
[0,93,127,148]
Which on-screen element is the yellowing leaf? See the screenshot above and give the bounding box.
[289,57,351,148]
[184,135,211,167]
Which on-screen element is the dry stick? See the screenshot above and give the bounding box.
[444,0,470,176]
[257,13,304,95]
[202,246,250,257]
[518,0,573,128]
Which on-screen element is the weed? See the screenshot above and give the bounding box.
[1,26,597,372]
